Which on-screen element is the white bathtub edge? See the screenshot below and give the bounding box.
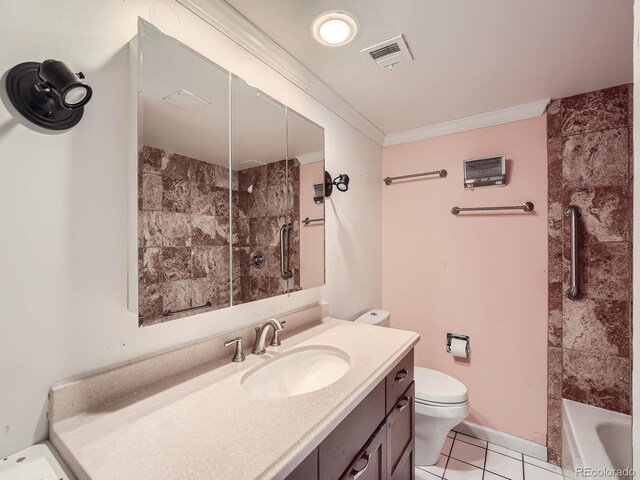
[562,399,633,480]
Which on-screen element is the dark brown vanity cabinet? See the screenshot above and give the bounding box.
[285,349,415,480]
[285,448,319,480]
[386,383,415,480]
[341,424,387,480]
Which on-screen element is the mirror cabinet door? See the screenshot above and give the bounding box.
[137,20,231,326]
[287,109,326,291]
[135,20,327,321]
[231,76,288,304]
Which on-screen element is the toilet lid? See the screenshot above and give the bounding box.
[414,367,468,404]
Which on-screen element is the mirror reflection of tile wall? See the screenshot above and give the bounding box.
[233,159,301,304]
[135,20,324,327]
[138,146,231,325]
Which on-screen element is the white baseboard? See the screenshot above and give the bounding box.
[454,420,548,461]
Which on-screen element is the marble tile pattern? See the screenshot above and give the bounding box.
[546,85,633,465]
[235,159,301,304]
[138,146,231,326]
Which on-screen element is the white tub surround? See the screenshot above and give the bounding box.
[48,304,419,480]
[563,399,632,480]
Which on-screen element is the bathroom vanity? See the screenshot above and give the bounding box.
[286,350,415,480]
[48,304,419,480]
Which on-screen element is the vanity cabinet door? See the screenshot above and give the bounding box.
[386,350,414,414]
[319,381,385,480]
[339,424,386,480]
[387,383,415,480]
[285,448,318,480]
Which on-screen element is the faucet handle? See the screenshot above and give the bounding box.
[270,320,286,347]
[224,336,245,363]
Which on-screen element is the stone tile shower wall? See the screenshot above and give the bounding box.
[546,85,633,465]
[138,146,235,326]
[234,160,301,303]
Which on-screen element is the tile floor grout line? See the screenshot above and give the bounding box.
[481,441,488,480]
[522,451,525,479]
[441,433,456,479]
[455,437,488,449]
[445,432,456,456]
[447,453,489,472]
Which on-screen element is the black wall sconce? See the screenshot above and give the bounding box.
[324,171,350,198]
[6,59,92,130]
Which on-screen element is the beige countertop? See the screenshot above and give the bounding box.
[50,315,419,480]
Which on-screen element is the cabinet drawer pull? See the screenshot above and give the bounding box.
[350,453,370,479]
[395,369,408,382]
[396,396,410,411]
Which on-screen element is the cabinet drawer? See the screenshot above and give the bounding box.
[319,381,385,480]
[284,448,318,480]
[386,350,414,414]
[387,383,415,480]
[339,424,387,480]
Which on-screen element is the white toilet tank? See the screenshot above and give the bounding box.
[354,309,390,327]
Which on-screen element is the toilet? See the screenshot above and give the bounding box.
[354,310,470,466]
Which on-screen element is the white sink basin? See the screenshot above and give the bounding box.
[241,347,350,398]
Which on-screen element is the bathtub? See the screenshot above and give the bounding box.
[562,399,632,480]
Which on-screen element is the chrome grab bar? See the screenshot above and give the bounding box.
[164,301,211,317]
[451,202,534,215]
[302,217,324,225]
[565,205,580,300]
[383,169,447,185]
[279,224,287,279]
[279,223,293,280]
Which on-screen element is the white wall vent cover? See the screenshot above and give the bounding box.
[361,34,413,70]
[163,89,211,111]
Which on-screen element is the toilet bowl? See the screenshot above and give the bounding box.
[354,310,470,467]
[414,367,469,465]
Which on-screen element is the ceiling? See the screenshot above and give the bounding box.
[139,21,323,169]
[222,0,633,135]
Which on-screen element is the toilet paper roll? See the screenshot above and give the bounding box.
[449,338,469,357]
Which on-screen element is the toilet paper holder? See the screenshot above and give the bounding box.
[446,333,470,355]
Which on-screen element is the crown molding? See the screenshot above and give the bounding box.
[383,99,550,147]
[297,151,324,165]
[177,0,386,146]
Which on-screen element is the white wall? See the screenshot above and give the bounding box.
[0,0,382,457]
[633,0,639,470]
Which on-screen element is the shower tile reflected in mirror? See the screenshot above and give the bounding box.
[231,76,289,303]
[230,79,325,305]
[137,20,230,326]
[134,20,325,322]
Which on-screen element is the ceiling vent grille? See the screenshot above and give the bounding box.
[361,34,413,70]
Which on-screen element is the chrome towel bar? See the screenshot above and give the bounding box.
[164,301,212,317]
[565,205,580,300]
[302,217,324,225]
[383,169,447,185]
[451,202,534,215]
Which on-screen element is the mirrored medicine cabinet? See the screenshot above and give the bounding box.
[134,19,325,326]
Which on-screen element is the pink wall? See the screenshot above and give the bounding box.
[382,116,548,444]
[300,161,325,289]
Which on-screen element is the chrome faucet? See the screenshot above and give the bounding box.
[252,318,284,355]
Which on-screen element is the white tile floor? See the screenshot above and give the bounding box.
[415,431,564,479]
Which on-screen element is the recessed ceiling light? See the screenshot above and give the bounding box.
[312,11,358,47]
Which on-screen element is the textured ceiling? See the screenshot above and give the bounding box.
[223,0,633,134]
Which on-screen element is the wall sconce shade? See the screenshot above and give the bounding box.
[324,171,350,198]
[6,60,92,130]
